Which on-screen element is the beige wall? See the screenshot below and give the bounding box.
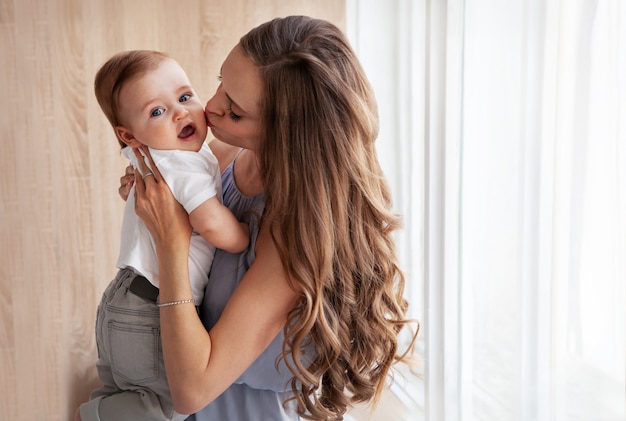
[0,1,344,419]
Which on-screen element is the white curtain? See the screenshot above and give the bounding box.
[347,0,625,420]
[460,0,626,419]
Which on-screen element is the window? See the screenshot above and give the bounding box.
[347,0,626,419]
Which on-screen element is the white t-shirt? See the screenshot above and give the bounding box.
[116,143,220,305]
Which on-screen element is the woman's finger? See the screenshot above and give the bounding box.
[132,148,156,183]
[132,148,147,197]
[139,146,163,182]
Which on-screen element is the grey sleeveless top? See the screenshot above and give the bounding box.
[189,153,300,420]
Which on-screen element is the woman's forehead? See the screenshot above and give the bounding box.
[221,45,262,115]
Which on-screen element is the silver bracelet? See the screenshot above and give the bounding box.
[157,298,195,307]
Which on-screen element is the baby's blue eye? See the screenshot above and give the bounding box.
[179,94,191,103]
[151,108,164,117]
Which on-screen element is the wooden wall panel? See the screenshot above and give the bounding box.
[0,1,345,419]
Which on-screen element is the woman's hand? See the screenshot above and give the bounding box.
[118,164,135,201]
[132,147,192,257]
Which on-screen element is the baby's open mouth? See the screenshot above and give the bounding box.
[178,124,196,139]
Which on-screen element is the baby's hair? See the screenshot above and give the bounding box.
[94,50,171,148]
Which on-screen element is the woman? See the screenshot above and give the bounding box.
[128,15,417,420]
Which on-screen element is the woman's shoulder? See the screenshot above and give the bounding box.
[208,139,239,172]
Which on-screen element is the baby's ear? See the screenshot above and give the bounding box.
[115,125,141,148]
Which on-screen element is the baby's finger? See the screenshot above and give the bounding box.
[119,180,133,201]
[119,172,134,201]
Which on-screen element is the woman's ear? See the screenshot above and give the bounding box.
[115,125,141,148]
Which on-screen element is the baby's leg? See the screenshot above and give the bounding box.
[80,269,184,420]
[79,389,185,421]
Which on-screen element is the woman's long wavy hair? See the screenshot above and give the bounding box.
[240,16,418,420]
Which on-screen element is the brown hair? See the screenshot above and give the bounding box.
[240,16,417,420]
[94,50,171,148]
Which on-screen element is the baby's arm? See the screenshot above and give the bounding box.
[189,196,249,253]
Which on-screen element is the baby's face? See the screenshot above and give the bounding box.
[115,59,208,152]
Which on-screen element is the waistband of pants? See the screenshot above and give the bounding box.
[128,274,159,303]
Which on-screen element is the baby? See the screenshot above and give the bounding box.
[76,50,249,421]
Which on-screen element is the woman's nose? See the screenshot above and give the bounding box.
[205,84,226,117]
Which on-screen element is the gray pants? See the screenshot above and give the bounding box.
[80,267,187,421]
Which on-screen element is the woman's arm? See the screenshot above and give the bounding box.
[164,224,298,414]
[132,147,298,414]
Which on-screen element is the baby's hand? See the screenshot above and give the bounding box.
[119,164,135,201]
